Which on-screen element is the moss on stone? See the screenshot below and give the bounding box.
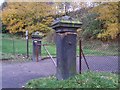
[60,20,81,24]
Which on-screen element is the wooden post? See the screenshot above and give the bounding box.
[12,37,15,55]
[26,30,29,58]
[36,44,39,62]
[79,40,82,74]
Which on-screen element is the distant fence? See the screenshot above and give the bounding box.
[79,40,118,56]
[2,34,118,58]
[2,38,32,55]
[2,35,56,58]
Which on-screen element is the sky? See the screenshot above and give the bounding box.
[0,0,4,6]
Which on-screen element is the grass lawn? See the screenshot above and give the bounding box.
[25,71,118,88]
[1,33,118,59]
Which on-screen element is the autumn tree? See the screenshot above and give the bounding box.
[2,2,54,35]
[91,2,120,41]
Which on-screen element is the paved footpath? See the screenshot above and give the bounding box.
[2,56,118,88]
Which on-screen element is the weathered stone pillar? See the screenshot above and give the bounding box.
[32,32,42,62]
[52,16,82,80]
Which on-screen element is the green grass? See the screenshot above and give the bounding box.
[82,49,118,56]
[41,44,56,57]
[1,37,56,56]
[25,71,118,88]
[1,33,118,57]
[2,38,29,54]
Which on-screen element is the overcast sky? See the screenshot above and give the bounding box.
[0,0,4,6]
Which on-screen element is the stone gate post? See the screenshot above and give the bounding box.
[52,16,82,80]
[32,32,42,61]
